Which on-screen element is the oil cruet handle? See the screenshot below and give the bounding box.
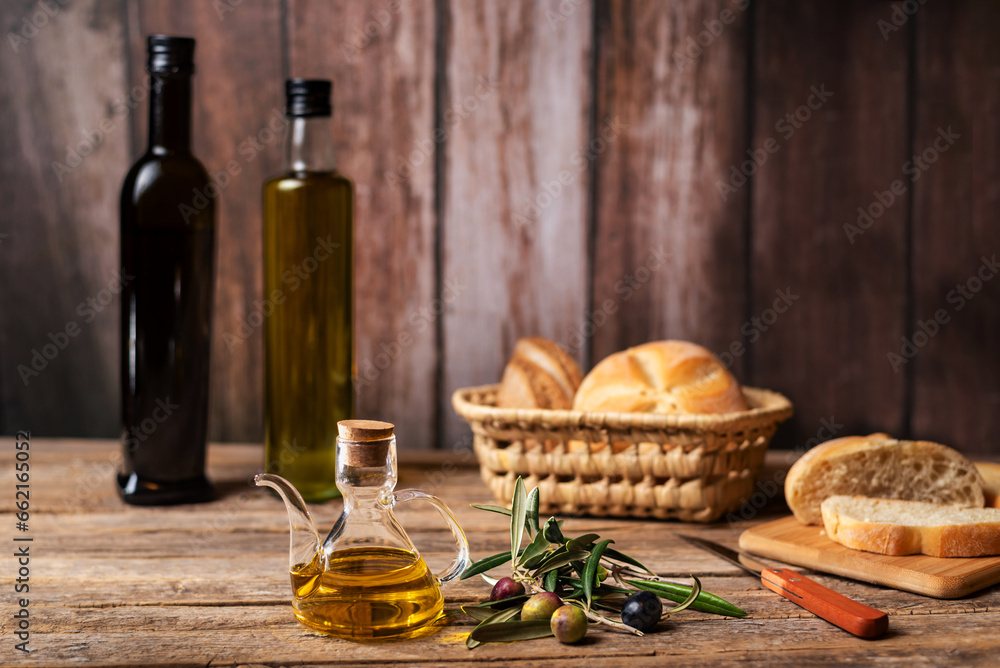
[392,489,470,585]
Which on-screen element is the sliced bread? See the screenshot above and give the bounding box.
[495,337,583,410]
[821,495,1000,557]
[975,462,1000,508]
[785,434,985,525]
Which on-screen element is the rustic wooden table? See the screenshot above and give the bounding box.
[4,439,998,666]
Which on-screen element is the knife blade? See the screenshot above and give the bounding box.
[680,535,888,638]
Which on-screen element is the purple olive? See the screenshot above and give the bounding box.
[550,604,587,643]
[521,592,563,620]
[490,577,525,603]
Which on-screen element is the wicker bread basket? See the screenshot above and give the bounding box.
[452,384,794,522]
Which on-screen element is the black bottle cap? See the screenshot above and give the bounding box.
[147,35,195,74]
[286,79,332,117]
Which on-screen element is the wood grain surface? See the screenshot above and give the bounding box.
[749,0,909,448]
[287,0,439,448]
[591,0,750,375]
[440,0,592,447]
[1,1,999,462]
[0,0,127,437]
[2,439,999,666]
[909,0,1000,455]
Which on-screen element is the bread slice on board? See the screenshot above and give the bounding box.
[975,462,1000,508]
[785,434,985,525]
[821,495,1000,557]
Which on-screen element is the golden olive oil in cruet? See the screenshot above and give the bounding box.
[256,420,469,641]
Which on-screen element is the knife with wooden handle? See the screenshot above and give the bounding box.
[680,535,889,638]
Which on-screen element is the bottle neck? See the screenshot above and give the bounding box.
[286,116,336,173]
[147,72,192,153]
[336,437,397,502]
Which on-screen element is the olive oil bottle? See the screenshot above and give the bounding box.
[263,80,353,502]
[118,35,215,505]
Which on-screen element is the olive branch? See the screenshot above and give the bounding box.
[460,478,747,647]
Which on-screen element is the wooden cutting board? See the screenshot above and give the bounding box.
[739,515,1000,599]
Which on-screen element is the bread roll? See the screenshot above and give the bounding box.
[821,495,1000,558]
[495,337,582,410]
[785,434,985,525]
[976,462,1000,508]
[572,340,747,415]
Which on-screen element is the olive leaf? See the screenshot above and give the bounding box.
[542,569,559,592]
[510,477,527,563]
[461,550,516,580]
[469,619,554,644]
[542,516,564,543]
[583,539,613,609]
[462,593,530,613]
[603,547,652,573]
[535,548,591,575]
[461,606,499,623]
[663,575,701,614]
[625,579,747,617]
[526,486,540,536]
[465,606,523,649]
[470,503,512,517]
[517,529,552,569]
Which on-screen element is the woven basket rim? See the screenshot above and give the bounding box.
[452,383,794,433]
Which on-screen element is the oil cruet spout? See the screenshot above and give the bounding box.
[254,473,323,569]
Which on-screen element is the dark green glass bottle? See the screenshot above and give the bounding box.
[263,80,353,502]
[118,36,215,505]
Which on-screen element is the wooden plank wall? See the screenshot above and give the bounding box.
[0,0,126,438]
[750,0,910,447]
[1,0,998,455]
[910,0,1000,452]
[441,0,591,446]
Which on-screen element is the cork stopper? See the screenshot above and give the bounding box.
[337,420,394,467]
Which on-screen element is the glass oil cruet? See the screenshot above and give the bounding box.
[255,419,470,640]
